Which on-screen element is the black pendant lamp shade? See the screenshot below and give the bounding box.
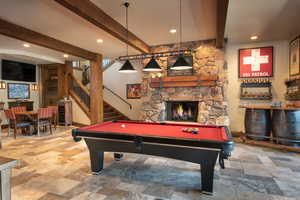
[171,54,192,70]
[118,1,137,73]
[119,59,137,73]
[143,57,162,72]
[171,0,192,70]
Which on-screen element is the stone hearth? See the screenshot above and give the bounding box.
[140,40,229,126]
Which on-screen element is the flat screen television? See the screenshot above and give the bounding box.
[7,83,30,99]
[1,59,36,82]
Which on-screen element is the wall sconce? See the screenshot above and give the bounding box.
[0,81,6,89]
[31,83,38,91]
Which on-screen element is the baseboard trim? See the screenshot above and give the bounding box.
[72,122,89,127]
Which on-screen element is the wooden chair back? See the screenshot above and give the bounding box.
[38,108,53,119]
[47,106,58,115]
[11,106,26,113]
[4,109,16,120]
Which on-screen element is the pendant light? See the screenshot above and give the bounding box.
[143,55,162,72]
[170,0,192,70]
[119,1,137,73]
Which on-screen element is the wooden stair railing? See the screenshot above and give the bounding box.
[68,74,130,123]
[103,85,132,110]
[68,74,91,118]
[69,73,90,95]
[69,89,91,117]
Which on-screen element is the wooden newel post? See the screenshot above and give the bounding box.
[90,54,104,124]
[59,61,73,99]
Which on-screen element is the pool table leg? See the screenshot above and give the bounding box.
[114,153,124,161]
[200,162,215,195]
[89,151,104,174]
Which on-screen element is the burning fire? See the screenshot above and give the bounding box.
[176,104,184,116]
[172,104,193,119]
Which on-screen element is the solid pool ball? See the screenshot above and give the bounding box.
[121,124,125,128]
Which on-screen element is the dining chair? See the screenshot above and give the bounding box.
[11,106,26,113]
[37,107,53,136]
[4,109,31,139]
[47,106,58,130]
[11,106,28,122]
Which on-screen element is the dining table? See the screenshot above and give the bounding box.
[14,110,38,135]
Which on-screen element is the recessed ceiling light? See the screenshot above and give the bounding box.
[170,29,177,34]
[97,39,103,43]
[23,43,30,48]
[63,54,69,58]
[250,35,258,40]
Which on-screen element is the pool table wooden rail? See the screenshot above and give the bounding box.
[72,126,233,152]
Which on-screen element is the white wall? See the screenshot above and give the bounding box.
[225,40,289,132]
[70,96,91,125]
[103,61,142,120]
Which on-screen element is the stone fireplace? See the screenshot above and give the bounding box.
[140,40,229,126]
[166,101,198,122]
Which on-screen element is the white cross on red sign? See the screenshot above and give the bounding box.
[239,47,273,78]
[243,49,269,71]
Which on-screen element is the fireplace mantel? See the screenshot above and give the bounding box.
[150,74,218,88]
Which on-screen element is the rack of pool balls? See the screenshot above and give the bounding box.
[182,128,199,134]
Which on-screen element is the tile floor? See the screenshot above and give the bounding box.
[0,127,300,200]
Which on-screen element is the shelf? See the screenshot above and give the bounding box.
[241,82,272,88]
[240,96,272,100]
[285,95,300,101]
[239,105,300,110]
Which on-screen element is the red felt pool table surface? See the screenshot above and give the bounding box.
[79,121,229,142]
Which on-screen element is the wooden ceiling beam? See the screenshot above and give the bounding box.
[216,0,229,49]
[0,18,98,61]
[54,0,151,53]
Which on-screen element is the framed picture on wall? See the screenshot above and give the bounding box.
[238,46,273,78]
[126,84,141,99]
[289,36,300,76]
[7,83,30,99]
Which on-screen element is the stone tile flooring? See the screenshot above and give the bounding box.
[1,127,300,200]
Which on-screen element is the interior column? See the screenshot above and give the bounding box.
[90,54,103,124]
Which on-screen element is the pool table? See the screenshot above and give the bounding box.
[72,120,234,194]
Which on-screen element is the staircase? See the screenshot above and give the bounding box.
[104,101,129,122]
[68,73,129,124]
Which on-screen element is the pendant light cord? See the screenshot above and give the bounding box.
[125,1,129,56]
[179,0,182,50]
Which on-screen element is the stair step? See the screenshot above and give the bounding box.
[104,111,120,117]
[104,106,115,112]
[104,115,124,122]
[103,101,129,121]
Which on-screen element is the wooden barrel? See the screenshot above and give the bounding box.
[272,110,300,146]
[245,109,271,141]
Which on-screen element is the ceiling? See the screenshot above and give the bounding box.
[225,0,300,43]
[0,0,299,64]
[0,35,83,64]
[0,0,139,62]
[91,0,217,45]
[0,0,217,64]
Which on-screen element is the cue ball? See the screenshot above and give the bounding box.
[121,124,125,128]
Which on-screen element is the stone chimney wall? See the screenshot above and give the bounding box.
[140,40,229,126]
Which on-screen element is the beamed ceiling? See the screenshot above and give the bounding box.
[0,0,299,63]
